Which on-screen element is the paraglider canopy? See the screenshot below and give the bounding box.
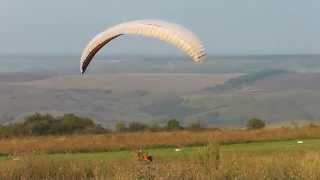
[80,19,206,74]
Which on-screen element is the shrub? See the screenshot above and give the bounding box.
[0,113,106,137]
[128,122,148,132]
[54,113,95,134]
[115,122,127,132]
[166,119,181,130]
[246,118,266,129]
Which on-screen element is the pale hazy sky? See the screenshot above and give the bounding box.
[1,0,319,55]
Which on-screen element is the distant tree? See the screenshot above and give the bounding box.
[56,113,95,134]
[166,119,181,130]
[246,118,266,129]
[0,123,26,137]
[128,121,148,132]
[23,113,55,135]
[115,122,127,132]
[0,113,107,137]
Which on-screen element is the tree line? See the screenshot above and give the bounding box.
[0,113,266,137]
[0,113,106,137]
[114,118,266,132]
[114,118,190,132]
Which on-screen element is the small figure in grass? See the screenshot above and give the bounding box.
[135,149,153,162]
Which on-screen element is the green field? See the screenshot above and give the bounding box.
[4,138,319,162]
[1,138,320,179]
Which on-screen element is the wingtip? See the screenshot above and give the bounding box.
[80,68,85,76]
[80,64,85,76]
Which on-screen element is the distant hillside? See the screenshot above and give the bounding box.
[0,73,234,125]
[182,71,320,126]
[206,69,289,92]
[20,73,236,93]
[0,72,53,82]
[253,73,320,91]
[2,70,320,127]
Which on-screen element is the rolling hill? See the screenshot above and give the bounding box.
[1,54,320,127]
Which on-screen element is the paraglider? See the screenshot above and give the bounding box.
[80,19,206,74]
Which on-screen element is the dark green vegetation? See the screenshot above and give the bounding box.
[120,121,149,132]
[206,69,289,92]
[246,118,266,129]
[165,119,182,130]
[0,113,107,137]
[0,113,204,137]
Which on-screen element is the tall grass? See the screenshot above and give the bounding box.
[0,125,319,155]
[0,150,320,179]
[0,126,320,179]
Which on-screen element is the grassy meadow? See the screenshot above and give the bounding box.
[0,125,319,154]
[0,126,320,179]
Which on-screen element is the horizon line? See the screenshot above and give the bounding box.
[0,53,319,58]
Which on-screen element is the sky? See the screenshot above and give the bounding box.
[0,0,319,55]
